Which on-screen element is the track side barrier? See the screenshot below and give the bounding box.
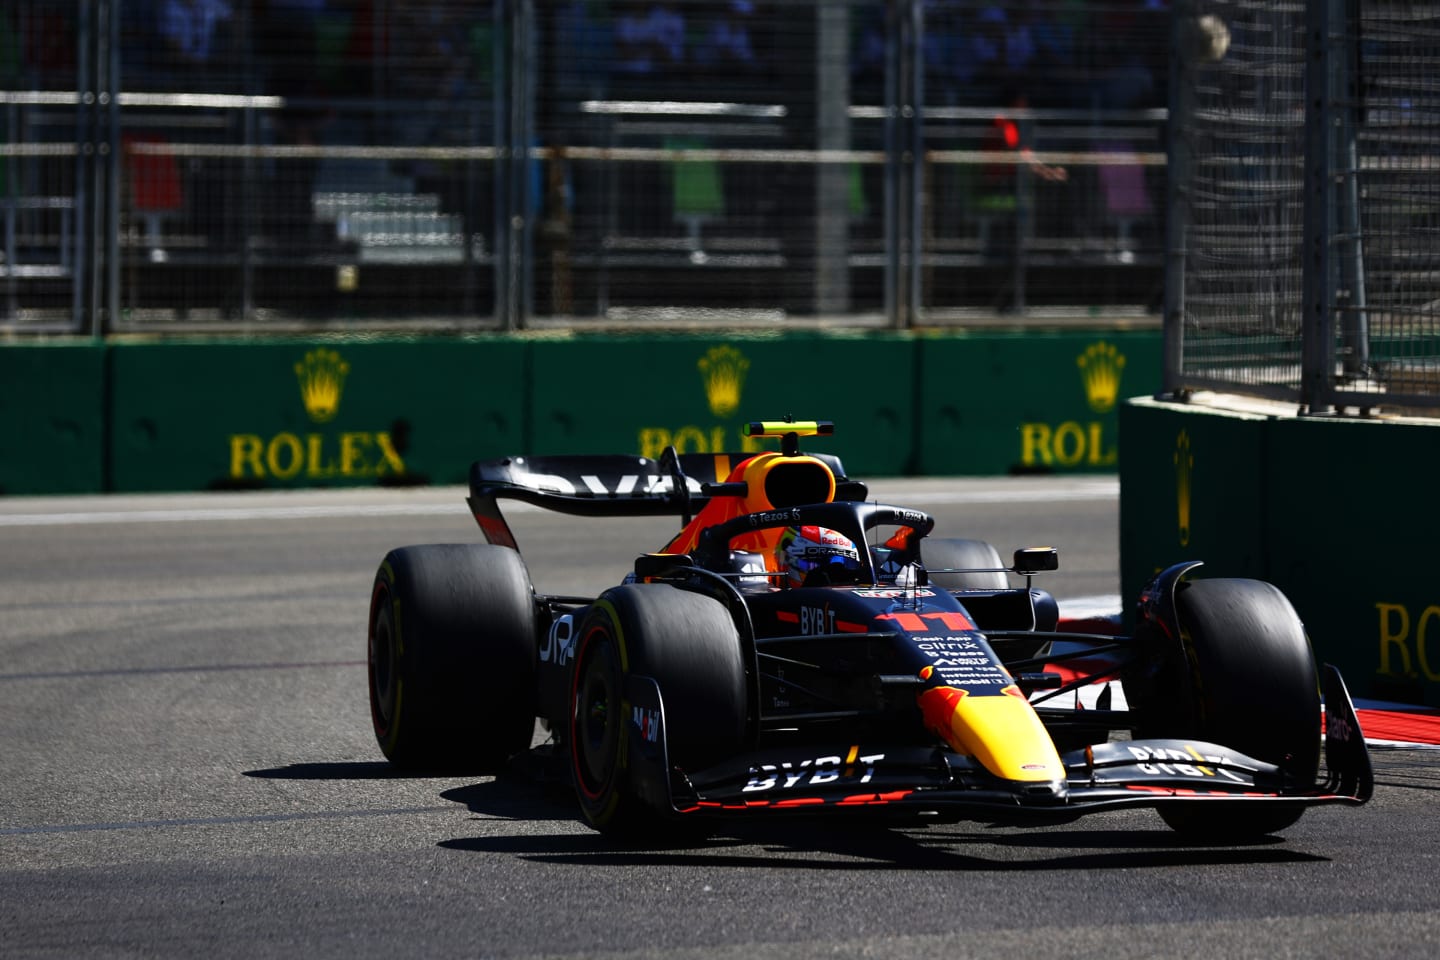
[2,330,1161,495]
[0,343,105,495]
[107,339,528,492]
[1121,396,1440,706]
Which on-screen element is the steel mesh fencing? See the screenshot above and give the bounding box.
[1168,0,1440,410]
[3,0,1170,332]
[1167,0,1308,398]
[1347,1,1440,406]
[112,0,500,328]
[0,3,82,330]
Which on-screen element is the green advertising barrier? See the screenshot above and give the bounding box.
[108,339,528,492]
[1118,398,1270,604]
[526,334,917,477]
[1121,397,1440,706]
[5,329,1165,497]
[0,343,106,495]
[918,331,1162,475]
[1265,415,1440,705]
[528,330,1163,479]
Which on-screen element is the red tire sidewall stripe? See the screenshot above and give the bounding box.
[571,614,621,803]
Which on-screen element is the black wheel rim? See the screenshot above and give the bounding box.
[369,591,397,734]
[574,634,620,797]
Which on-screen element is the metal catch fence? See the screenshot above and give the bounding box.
[3,1,1169,333]
[1166,0,1440,411]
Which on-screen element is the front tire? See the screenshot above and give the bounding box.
[368,544,537,773]
[570,585,747,835]
[1135,578,1321,838]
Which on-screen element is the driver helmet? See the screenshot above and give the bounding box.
[775,525,862,587]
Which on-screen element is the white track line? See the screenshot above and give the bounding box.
[0,502,475,527]
[1056,594,1123,621]
[0,479,1117,528]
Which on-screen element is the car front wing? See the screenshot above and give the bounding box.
[619,664,1373,823]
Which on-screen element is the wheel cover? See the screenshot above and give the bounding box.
[368,585,397,736]
[573,631,621,800]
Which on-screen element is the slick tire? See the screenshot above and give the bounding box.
[570,585,746,837]
[1146,578,1321,838]
[368,544,538,773]
[918,538,1009,591]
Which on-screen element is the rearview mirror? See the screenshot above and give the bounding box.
[633,553,695,580]
[1013,547,1059,575]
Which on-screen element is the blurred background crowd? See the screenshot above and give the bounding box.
[0,1,1170,330]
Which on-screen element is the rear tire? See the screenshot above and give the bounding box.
[570,585,746,836]
[919,538,1009,590]
[368,544,537,773]
[1137,578,1321,838]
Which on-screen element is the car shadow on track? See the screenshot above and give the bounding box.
[438,777,1329,871]
[242,759,583,822]
[244,761,415,780]
[439,775,583,823]
[439,826,1327,872]
[246,757,1332,870]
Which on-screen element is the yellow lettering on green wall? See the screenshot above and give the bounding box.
[1418,606,1440,682]
[375,433,406,475]
[1377,601,1414,677]
[340,433,371,475]
[1020,424,1052,466]
[230,435,265,478]
[266,432,304,480]
[306,434,337,478]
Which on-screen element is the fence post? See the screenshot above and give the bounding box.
[103,0,119,334]
[77,0,119,337]
[883,0,920,329]
[815,1,851,319]
[882,0,900,329]
[1338,0,1369,381]
[906,0,923,328]
[73,0,92,334]
[1163,2,1196,396]
[515,0,536,328]
[493,0,514,331]
[1301,0,1345,412]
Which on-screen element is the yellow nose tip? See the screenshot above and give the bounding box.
[918,685,1064,782]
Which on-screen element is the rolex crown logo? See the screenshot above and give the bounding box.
[1077,341,1126,414]
[1174,429,1194,547]
[698,345,750,418]
[295,348,350,424]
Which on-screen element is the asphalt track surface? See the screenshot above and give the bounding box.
[3,477,1438,958]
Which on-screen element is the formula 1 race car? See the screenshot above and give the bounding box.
[366,420,1372,839]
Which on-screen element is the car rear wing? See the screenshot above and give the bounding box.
[466,450,851,549]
